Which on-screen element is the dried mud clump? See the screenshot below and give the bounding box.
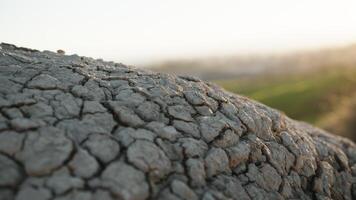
[0,43,356,200]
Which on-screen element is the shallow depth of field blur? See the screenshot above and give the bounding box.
[151,46,356,141]
[1,0,356,140]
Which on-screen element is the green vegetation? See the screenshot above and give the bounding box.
[214,68,356,125]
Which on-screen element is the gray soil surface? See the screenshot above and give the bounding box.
[0,43,355,200]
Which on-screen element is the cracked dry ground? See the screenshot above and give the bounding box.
[0,43,355,200]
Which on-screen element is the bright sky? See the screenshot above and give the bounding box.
[1,0,356,65]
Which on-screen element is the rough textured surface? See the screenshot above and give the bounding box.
[0,43,356,200]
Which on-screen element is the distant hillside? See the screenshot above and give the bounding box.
[150,44,356,80]
[149,44,356,140]
[318,93,356,140]
[215,68,356,141]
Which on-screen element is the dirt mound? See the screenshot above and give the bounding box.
[0,43,355,200]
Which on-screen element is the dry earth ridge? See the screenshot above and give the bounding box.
[0,43,355,200]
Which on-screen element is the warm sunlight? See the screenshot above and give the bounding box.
[2,1,356,198]
[1,0,356,64]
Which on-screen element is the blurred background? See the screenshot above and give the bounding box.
[1,0,356,140]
